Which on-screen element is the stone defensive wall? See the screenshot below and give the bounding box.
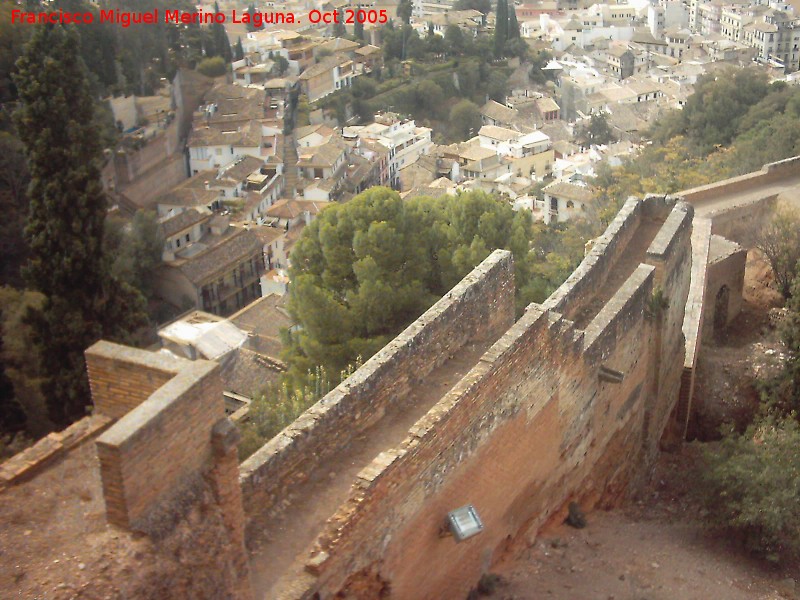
[677,218,712,438]
[678,155,800,246]
[239,250,516,540]
[679,155,800,204]
[87,341,251,595]
[543,195,643,317]
[279,197,694,598]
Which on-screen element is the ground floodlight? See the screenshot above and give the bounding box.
[447,505,484,541]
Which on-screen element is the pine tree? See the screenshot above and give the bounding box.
[234,36,245,61]
[494,0,508,58]
[14,24,146,425]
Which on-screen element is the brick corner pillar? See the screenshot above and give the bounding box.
[211,418,254,600]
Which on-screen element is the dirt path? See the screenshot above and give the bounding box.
[248,339,496,598]
[492,448,798,600]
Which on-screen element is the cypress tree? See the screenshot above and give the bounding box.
[494,0,508,58]
[14,24,146,425]
[234,36,245,61]
[211,1,233,62]
[354,15,365,40]
[508,2,520,39]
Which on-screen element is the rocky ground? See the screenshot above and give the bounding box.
[487,447,798,600]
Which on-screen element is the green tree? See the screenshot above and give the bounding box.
[105,210,164,300]
[210,1,232,62]
[233,36,244,61]
[508,2,520,39]
[454,0,491,14]
[273,54,290,76]
[354,16,365,40]
[397,0,413,24]
[333,9,347,37]
[782,268,800,409]
[444,24,465,55]
[296,93,311,127]
[577,112,616,146]
[698,415,800,564]
[286,188,533,375]
[755,206,800,299]
[494,0,508,58]
[244,2,263,31]
[0,132,30,287]
[14,25,146,425]
[449,99,482,140]
[197,55,227,77]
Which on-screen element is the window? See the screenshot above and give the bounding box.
[185,234,190,243]
[176,238,181,248]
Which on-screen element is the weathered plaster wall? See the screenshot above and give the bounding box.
[239,250,516,540]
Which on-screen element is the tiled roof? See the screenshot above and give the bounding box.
[188,120,262,148]
[480,100,519,124]
[160,209,209,238]
[299,55,351,80]
[297,136,348,167]
[543,181,594,203]
[178,228,262,284]
[266,198,330,219]
[217,156,265,183]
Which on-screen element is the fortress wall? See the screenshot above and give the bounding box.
[95,358,225,533]
[239,250,516,539]
[679,156,800,205]
[643,201,694,454]
[543,196,642,319]
[85,342,190,420]
[704,239,748,343]
[678,218,713,436]
[296,264,659,599]
[705,195,777,247]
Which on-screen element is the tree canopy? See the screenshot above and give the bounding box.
[285,188,534,376]
[14,24,146,425]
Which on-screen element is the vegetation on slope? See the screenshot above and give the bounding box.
[593,68,800,205]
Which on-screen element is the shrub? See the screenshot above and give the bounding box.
[697,416,800,563]
[197,56,227,78]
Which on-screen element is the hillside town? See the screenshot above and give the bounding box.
[93,0,800,408]
[3,0,800,598]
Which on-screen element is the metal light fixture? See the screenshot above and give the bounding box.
[447,505,484,542]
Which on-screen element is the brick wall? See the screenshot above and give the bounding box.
[544,195,642,318]
[281,201,693,598]
[86,342,190,420]
[239,250,516,540]
[96,360,225,532]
